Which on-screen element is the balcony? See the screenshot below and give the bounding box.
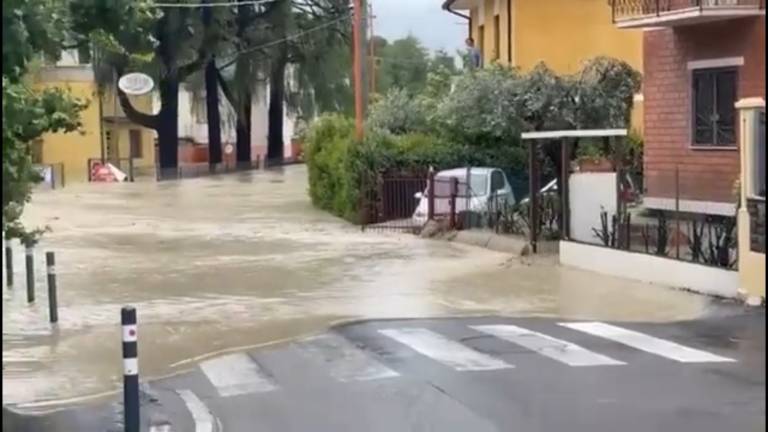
[611,0,765,28]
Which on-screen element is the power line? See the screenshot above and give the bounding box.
[153,0,277,8]
[218,13,352,70]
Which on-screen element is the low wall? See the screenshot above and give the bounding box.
[559,241,739,299]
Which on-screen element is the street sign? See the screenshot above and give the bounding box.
[118,73,154,96]
[224,144,234,155]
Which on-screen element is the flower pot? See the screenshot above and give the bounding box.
[578,158,614,172]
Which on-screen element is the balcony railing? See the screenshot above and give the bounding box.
[611,0,765,27]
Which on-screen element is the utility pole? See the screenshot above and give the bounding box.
[369,2,376,95]
[352,0,365,142]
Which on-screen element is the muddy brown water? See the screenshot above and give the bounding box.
[3,165,719,410]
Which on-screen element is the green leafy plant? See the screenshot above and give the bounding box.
[576,139,608,163]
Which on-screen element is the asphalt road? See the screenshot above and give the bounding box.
[4,312,765,432]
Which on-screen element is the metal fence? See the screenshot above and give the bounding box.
[575,166,738,270]
[33,163,65,189]
[360,172,469,234]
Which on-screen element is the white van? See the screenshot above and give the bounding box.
[412,167,516,225]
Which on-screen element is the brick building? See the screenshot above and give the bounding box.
[611,0,765,216]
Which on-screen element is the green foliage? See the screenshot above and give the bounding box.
[305,115,358,220]
[307,56,642,222]
[575,139,606,162]
[435,65,524,142]
[2,0,86,239]
[377,35,430,95]
[367,88,429,135]
[626,128,644,172]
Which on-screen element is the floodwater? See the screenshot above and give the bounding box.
[2,165,725,410]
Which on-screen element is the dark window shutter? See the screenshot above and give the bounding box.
[715,70,737,145]
[693,71,715,145]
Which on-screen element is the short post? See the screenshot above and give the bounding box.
[25,244,35,303]
[46,252,58,323]
[449,177,459,230]
[121,306,140,432]
[5,243,13,287]
[427,169,435,221]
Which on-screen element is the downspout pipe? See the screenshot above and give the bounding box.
[442,0,471,38]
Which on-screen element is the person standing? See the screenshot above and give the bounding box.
[465,38,482,70]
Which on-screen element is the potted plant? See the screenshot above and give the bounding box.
[575,139,613,172]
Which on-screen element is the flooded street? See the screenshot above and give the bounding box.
[3,165,721,410]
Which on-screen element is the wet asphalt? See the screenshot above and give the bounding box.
[4,311,764,432]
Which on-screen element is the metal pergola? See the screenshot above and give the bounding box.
[521,129,628,253]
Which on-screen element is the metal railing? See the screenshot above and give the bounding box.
[33,163,65,189]
[575,165,739,270]
[611,0,764,22]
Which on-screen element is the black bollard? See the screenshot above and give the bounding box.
[25,245,34,303]
[121,306,139,432]
[5,245,13,287]
[46,252,58,323]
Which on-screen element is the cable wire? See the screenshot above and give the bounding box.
[218,13,352,69]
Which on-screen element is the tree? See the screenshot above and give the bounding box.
[71,0,212,178]
[3,0,86,241]
[377,35,429,95]
[263,0,351,163]
[202,0,223,167]
[429,49,458,76]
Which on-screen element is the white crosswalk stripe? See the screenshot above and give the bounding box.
[199,352,277,397]
[558,322,737,363]
[297,334,400,382]
[471,324,626,366]
[379,328,513,371]
[176,389,215,432]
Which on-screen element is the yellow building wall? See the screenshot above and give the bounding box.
[471,0,512,66]
[101,88,156,172]
[37,81,102,183]
[468,0,645,131]
[512,0,642,74]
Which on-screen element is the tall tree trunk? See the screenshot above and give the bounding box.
[236,88,252,166]
[215,66,251,166]
[202,0,222,168]
[205,59,223,167]
[157,75,180,177]
[267,57,287,164]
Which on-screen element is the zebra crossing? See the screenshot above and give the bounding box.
[189,321,735,398]
[163,320,739,431]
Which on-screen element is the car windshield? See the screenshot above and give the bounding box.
[434,172,488,197]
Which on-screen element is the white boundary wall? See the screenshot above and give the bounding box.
[569,173,617,243]
[560,241,740,299]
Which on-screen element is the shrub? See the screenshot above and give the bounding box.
[305,114,356,218]
[367,88,429,135]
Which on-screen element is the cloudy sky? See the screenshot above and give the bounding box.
[372,0,466,55]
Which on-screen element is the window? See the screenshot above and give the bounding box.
[755,111,766,198]
[478,25,485,61]
[692,67,737,146]
[493,15,500,61]
[193,93,207,124]
[129,129,143,159]
[31,139,43,164]
[491,170,506,193]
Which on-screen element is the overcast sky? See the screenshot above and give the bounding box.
[372,0,466,56]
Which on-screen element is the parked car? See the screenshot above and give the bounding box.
[520,173,640,206]
[411,167,516,225]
